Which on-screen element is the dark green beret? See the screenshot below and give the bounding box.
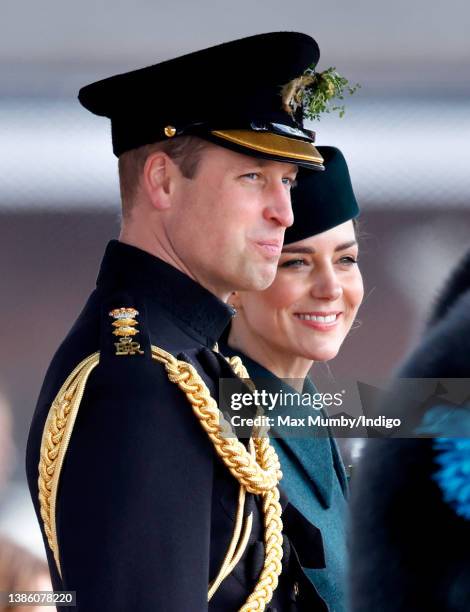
[78,32,324,169]
[285,146,360,244]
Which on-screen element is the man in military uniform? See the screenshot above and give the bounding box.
[26,32,330,611]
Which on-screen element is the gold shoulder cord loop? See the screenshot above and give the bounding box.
[38,346,283,611]
[152,346,283,611]
[208,482,252,601]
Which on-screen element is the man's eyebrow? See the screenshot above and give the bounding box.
[281,240,358,254]
[241,159,298,172]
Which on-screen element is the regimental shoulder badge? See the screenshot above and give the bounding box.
[109,307,144,356]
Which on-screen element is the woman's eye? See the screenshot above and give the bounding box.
[280,258,308,268]
[338,256,358,266]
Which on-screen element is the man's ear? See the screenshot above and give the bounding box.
[142,151,177,210]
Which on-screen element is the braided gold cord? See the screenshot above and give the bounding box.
[38,352,100,577]
[38,345,283,611]
[240,487,283,611]
[227,355,250,379]
[152,346,284,611]
[152,346,282,494]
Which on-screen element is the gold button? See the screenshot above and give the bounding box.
[164,125,176,138]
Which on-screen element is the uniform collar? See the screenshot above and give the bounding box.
[96,240,233,347]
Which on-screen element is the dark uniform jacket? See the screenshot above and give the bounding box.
[26,240,328,612]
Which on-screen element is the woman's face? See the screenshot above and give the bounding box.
[235,220,364,364]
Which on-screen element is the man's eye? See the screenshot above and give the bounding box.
[243,172,261,180]
[282,177,298,188]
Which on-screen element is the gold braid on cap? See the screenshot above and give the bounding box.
[38,346,283,612]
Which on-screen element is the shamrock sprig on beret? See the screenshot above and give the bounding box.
[282,66,360,122]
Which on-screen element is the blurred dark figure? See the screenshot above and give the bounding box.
[349,251,470,612]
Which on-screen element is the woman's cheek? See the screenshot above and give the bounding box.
[259,285,289,310]
[268,278,304,310]
[354,274,365,308]
[346,274,364,315]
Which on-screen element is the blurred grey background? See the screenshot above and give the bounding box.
[1,0,469,557]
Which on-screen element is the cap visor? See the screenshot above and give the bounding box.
[211,129,324,170]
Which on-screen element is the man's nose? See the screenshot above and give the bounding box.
[310,266,343,301]
[262,182,294,228]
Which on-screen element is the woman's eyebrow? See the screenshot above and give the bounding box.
[281,246,314,254]
[334,240,357,252]
[281,240,358,255]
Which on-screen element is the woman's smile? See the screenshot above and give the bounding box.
[293,311,342,330]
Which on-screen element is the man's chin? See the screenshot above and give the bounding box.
[239,262,277,291]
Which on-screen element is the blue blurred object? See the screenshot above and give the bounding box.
[416,404,470,437]
[434,435,470,520]
[416,403,470,520]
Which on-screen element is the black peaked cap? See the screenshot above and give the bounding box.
[78,32,324,169]
[285,146,360,244]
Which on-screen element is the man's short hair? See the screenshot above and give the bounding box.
[118,136,210,217]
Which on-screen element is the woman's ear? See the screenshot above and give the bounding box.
[227,291,242,311]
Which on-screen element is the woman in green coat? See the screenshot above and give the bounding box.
[219,146,364,612]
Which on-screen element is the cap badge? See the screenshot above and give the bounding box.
[109,307,144,356]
